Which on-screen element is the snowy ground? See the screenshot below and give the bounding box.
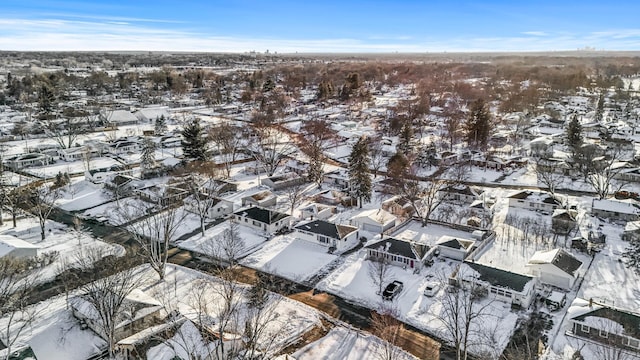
[293,325,418,360]
[241,235,339,283]
[177,220,269,260]
[0,218,123,285]
[24,157,121,178]
[316,251,518,356]
[55,180,112,211]
[390,220,477,246]
[0,264,323,360]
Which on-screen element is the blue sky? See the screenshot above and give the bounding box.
[1,0,640,52]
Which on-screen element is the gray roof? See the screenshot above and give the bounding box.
[465,261,534,292]
[295,220,357,240]
[552,249,583,276]
[365,237,428,260]
[234,206,289,225]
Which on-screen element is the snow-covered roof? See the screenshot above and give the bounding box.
[352,208,396,225]
[592,198,640,215]
[0,235,38,257]
[568,298,640,338]
[104,109,137,123]
[527,248,582,276]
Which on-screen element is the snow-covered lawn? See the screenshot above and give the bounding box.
[80,197,149,225]
[178,220,269,259]
[55,180,111,211]
[1,264,322,359]
[293,325,418,360]
[390,220,477,246]
[241,235,339,283]
[317,251,519,357]
[0,218,123,284]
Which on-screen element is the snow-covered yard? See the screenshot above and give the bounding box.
[55,180,112,211]
[241,235,340,283]
[178,220,269,259]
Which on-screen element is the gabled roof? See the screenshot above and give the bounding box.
[364,237,428,260]
[353,208,396,225]
[0,235,38,257]
[295,220,358,240]
[528,248,582,276]
[568,298,640,338]
[234,206,289,224]
[437,236,474,250]
[464,261,535,292]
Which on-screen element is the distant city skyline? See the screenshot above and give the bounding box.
[1,0,640,53]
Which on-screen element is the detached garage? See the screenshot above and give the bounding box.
[526,248,583,290]
[0,235,39,259]
[350,209,397,234]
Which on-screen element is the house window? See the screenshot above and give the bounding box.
[599,329,608,338]
[581,324,590,333]
[318,235,330,244]
[627,338,640,349]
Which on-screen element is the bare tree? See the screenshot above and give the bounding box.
[435,271,497,360]
[0,258,45,360]
[74,253,142,358]
[532,155,566,197]
[284,182,309,218]
[242,279,283,360]
[209,123,246,179]
[184,169,222,237]
[248,124,295,177]
[422,164,468,226]
[24,183,61,241]
[368,254,392,296]
[368,137,387,179]
[118,197,186,280]
[40,116,88,149]
[201,220,245,267]
[585,148,626,199]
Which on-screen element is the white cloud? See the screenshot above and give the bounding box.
[1,18,640,53]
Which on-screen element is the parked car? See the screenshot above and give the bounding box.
[423,281,441,297]
[382,281,403,300]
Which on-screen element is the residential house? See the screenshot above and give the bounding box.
[294,219,359,252]
[71,289,165,344]
[134,107,171,123]
[260,172,305,190]
[350,208,397,234]
[233,206,291,234]
[364,237,431,270]
[0,235,38,259]
[552,209,578,235]
[591,198,640,222]
[567,298,640,353]
[622,220,640,242]
[382,196,415,217]
[439,185,483,204]
[101,109,139,126]
[315,189,350,206]
[241,190,277,208]
[58,146,100,162]
[299,203,335,220]
[323,169,350,190]
[5,153,53,170]
[459,262,537,308]
[435,236,475,261]
[109,138,142,155]
[526,248,583,290]
[508,190,563,214]
[184,194,234,220]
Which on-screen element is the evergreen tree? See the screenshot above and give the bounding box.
[594,94,604,122]
[154,115,168,136]
[465,98,492,149]
[566,115,583,152]
[348,137,372,208]
[52,171,69,189]
[623,239,640,274]
[397,121,414,155]
[181,118,208,162]
[140,137,157,172]
[37,84,56,118]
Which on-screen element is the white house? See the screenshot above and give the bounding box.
[459,262,537,308]
[526,248,583,290]
[5,153,53,170]
[233,206,291,234]
[591,198,640,222]
[134,107,171,122]
[364,237,431,270]
[294,219,359,252]
[0,235,38,259]
[109,139,142,155]
[508,190,563,213]
[350,208,397,234]
[439,185,483,204]
[184,195,234,220]
[299,203,334,220]
[102,109,139,126]
[435,236,475,261]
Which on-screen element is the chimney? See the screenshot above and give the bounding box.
[589,298,593,307]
